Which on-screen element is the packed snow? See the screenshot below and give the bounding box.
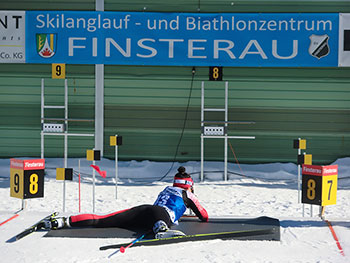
[0,157,349,262]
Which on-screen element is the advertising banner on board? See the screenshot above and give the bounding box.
[25,11,339,67]
[0,11,25,63]
[339,13,350,67]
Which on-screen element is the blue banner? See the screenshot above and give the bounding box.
[26,11,339,67]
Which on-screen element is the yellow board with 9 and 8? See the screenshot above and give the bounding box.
[10,159,45,199]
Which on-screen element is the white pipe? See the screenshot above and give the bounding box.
[201,135,204,182]
[202,136,255,139]
[41,79,44,159]
[115,135,118,199]
[93,159,96,213]
[42,133,94,137]
[63,79,68,212]
[201,82,204,182]
[95,0,104,155]
[224,82,228,181]
[95,65,104,156]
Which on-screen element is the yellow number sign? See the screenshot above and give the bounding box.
[52,63,66,79]
[10,168,24,199]
[321,174,337,206]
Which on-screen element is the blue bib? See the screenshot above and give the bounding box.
[154,186,187,223]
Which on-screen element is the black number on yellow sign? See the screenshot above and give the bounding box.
[209,66,223,81]
[14,173,20,193]
[55,65,62,77]
[327,180,333,200]
[52,63,66,79]
[322,176,337,206]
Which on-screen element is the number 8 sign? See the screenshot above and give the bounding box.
[302,164,338,206]
[209,66,223,81]
[10,159,45,199]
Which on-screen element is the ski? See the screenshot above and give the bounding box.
[13,212,58,241]
[99,228,274,250]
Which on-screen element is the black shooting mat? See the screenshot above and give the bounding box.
[45,216,280,241]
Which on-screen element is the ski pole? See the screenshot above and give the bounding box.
[120,233,146,253]
[108,233,147,257]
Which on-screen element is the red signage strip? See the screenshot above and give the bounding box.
[10,158,24,169]
[302,164,338,176]
[10,159,45,170]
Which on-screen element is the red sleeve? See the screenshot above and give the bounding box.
[185,191,209,222]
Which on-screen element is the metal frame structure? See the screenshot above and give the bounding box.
[40,78,94,212]
[200,81,255,182]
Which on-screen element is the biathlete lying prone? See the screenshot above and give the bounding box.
[47,166,208,238]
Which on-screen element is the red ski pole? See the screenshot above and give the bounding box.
[108,233,147,258]
[120,233,146,253]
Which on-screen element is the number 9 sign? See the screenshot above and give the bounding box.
[10,159,45,199]
[52,63,66,79]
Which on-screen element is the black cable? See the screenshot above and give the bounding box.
[155,67,196,182]
[39,68,196,185]
[44,68,196,186]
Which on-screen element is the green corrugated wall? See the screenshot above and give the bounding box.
[103,66,350,163]
[0,1,349,164]
[0,64,95,157]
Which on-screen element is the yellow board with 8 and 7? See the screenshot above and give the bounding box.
[302,164,338,206]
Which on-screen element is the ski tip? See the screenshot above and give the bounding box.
[119,246,125,253]
[6,236,17,243]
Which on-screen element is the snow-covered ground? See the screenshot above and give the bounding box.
[0,157,349,262]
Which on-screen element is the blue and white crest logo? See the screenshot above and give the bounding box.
[308,34,330,59]
[36,33,57,58]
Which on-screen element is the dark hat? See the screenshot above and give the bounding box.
[173,166,193,189]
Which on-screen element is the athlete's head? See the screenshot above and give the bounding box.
[173,166,194,190]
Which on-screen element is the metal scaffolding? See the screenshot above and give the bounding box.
[40,78,95,211]
[200,81,255,181]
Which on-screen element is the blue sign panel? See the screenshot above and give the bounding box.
[26,11,339,67]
